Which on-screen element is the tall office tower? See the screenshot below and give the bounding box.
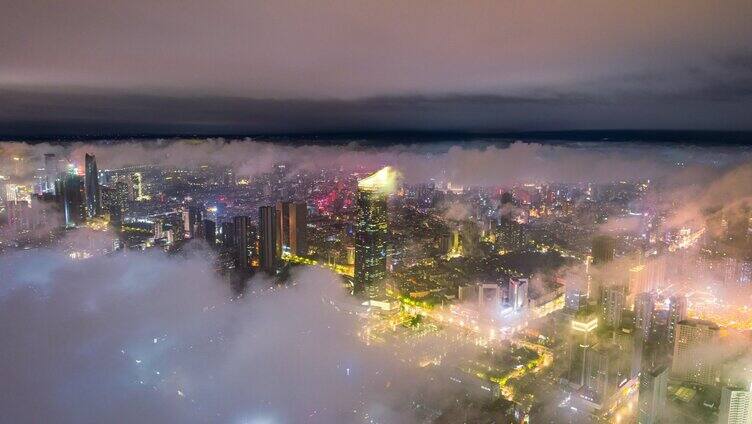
[84,153,101,218]
[60,166,85,227]
[591,235,616,266]
[672,319,720,386]
[719,386,752,424]
[599,284,627,328]
[202,219,216,245]
[568,310,599,387]
[220,221,235,247]
[634,292,655,342]
[637,365,668,424]
[288,202,307,256]
[275,201,290,255]
[258,206,277,273]
[509,278,529,311]
[354,167,392,297]
[667,294,688,348]
[275,201,307,257]
[233,216,257,271]
[44,153,58,193]
[182,206,202,238]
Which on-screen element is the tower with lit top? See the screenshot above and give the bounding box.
[59,164,85,227]
[354,167,396,298]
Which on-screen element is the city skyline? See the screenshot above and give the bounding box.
[2,139,752,423]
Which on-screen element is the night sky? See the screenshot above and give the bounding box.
[2,1,752,137]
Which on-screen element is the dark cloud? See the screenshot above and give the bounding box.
[2,88,752,138]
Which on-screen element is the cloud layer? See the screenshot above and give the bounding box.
[5,138,743,186]
[0,240,450,423]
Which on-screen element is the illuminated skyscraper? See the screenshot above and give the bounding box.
[354,167,393,297]
[672,319,719,386]
[634,292,655,342]
[719,386,752,424]
[565,268,588,313]
[182,206,201,238]
[275,201,307,257]
[288,202,307,256]
[233,216,257,271]
[667,294,688,348]
[258,206,277,273]
[599,284,626,328]
[637,365,668,424]
[84,153,101,218]
[568,309,599,387]
[131,172,145,201]
[59,166,85,227]
[275,201,289,256]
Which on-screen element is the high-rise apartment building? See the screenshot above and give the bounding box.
[667,294,688,348]
[637,365,668,424]
[672,319,720,386]
[233,216,257,271]
[634,292,655,342]
[719,386,752,424]
[259,206,277,273]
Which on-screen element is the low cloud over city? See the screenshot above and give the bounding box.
[3,139,752,423]
[0,240,472,423]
